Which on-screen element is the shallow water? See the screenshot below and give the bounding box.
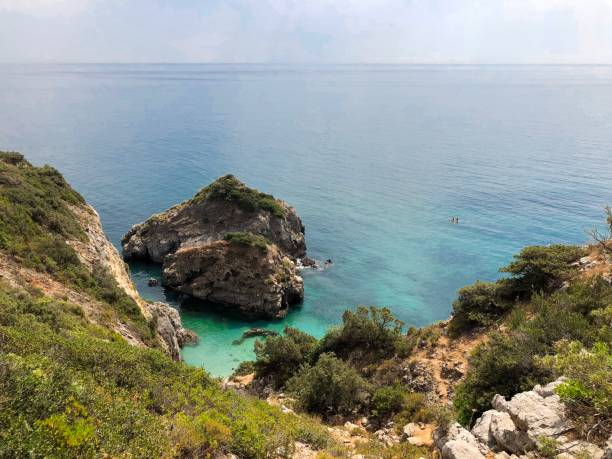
[1,64,611,376]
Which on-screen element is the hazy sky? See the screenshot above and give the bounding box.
[1,0,612,63]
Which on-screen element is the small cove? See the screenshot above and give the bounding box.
[1,64,612,375]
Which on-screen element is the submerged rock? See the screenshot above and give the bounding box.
[232,328,279,345]
[122,175,308,319]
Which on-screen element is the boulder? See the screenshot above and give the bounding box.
[492,380,572,441]
[374,428,400,447]
[148,301,198,360]
[489,411,534,455]
[471,410,497,449]
[402,423,432,447]
[556,440,604,459]
[435,423,487,455]
[604,435,612,459]
[162,240,304,319]
[441,440,486,459]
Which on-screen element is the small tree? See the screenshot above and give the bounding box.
[254,326,317,387]
[500,245,585,297]
[316,306,404,360]
[286,352,370,417]
[587,206,612,261]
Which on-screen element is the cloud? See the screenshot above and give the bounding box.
[0,0,93,16]
[0,0,611,63]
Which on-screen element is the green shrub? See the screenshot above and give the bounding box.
[0,284,333,458]
[316,306,405,361]
[195,174,286,218]
[500,244,585,297]
[370,385,405,421]
[449,281,511,333]
[454,277,612,426]
[286,353,370,417]
[254,326,317,387]
[540,341,612,441]
[224,232,271,251]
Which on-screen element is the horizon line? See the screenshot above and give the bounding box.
[2,61,612,66]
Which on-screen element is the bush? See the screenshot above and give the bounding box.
[254,326,317,387]
[500,244,585,297]
[540,341,612,441]
[370,385,405,421]
[224,232,271,251]
[195,174,286,218]
[316,306,405,361]
[286,353,370,417]
[449,281,511,333]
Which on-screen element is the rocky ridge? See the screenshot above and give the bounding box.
[434,379,610,459]
[122,175,307,319]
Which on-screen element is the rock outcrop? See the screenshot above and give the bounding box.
[122,175,306,262]
[122,175,307,319]
[435,379,605,459]
[162,239,304,319]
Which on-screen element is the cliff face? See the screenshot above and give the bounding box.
[0,152,192,360]
[163,239,304,319]
[68,204,195,359]
[121,175,306,319]
[122,175,306,262]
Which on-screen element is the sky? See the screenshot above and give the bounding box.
[0,0,612,64]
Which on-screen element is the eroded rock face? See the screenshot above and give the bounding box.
[122,175,306,263]
[148,301,198,360]
[435,379,604,459]
[68,203,194,359]
[122,175,307,319]
[491,379,572,441]
[162,240,304,319]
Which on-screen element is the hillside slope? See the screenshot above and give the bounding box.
[0,152,332,458]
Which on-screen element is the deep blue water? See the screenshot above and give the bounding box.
[1,64,611,376]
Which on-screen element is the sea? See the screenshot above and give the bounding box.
[1,64,611,376]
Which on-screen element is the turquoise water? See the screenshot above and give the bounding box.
[1,64,612,376]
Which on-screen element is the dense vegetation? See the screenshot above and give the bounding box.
[223,231,271,251]
[449,244,585,334]
[242,306,449,430]
[0,152,152,342]
[453,247,611,442]
[243,242,610,445]
[195,174,286,218]
[0,283,331,457]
